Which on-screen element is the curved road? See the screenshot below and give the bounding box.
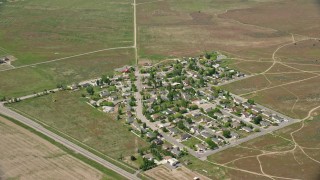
[0,103,140,180]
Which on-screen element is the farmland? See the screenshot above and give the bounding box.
[0,116,106,180]
[7,90,148,161]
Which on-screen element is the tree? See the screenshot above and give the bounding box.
[101,75,110,84]
[130,155,136,161]
[253,115,263,124]
[223,130,231,138]
[205,138,218,149]
[205,52,211,59]
[247,99,255,105]
[86,86,94,95]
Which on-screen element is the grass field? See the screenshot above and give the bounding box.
[0,116,109,180]
[7,90,148,160]
[0,48,134,98]
[0,0,133,66]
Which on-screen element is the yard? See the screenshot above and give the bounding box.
[7,90,148,161]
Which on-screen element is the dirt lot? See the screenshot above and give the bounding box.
[144,165,210,180]
[0,117,103,180]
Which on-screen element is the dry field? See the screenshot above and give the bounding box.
[137,0,292,61]
[217,0,320,119]
[0,117,104,180]
[144,165,210,180]
[207,113,320,180]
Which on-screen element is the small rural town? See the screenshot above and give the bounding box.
[0,0,319,179]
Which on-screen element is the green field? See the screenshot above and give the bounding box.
[0,48,134,98]
[0,0,133,66]
[8,90,148,160]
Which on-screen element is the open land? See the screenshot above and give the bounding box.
[0,116,106,180]
[0,48,134,98]
[7,90,148,161]
[0,0,133,66]
[144,165,210,180]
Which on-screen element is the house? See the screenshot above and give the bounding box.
[180,133,191,141]
[242,112,250,119]
[190,126,200,134]
[260,121,270,127]
[272,116,283,123]
[157,122,171,128]
[126,117,134,124]
[233,98,242,105]
[230,132,240,139]
[132,122,146,132]
[168,127,179,136]
[242,126,252,133]
[195,144,207,152]
[164,109,174,115]
[200,131,213,139]
[183,122,192,130]
[242,102,251,109]
[151,114,161,121]
[89,100,97,107]
[262,111,272,118]
[167,158,179,166]
[162,144,173,151]
[232,122,241,129]
[146,132,156,139]
[222,117,231,123]
[214,112,224,119]
[102,106,114,113]
[143,154,154,161]
[211,137,220,144]
[127,111,133,118]
[171,147,181,157]
[252,106,262,114]
[99,91,110,97]
[152,139,163,145]
[81,83,91,88]
[69,84,79,90]
[191,111,201,117]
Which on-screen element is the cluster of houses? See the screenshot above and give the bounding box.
[138,54,289,154]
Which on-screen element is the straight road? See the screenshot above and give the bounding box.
[0,103,140,180]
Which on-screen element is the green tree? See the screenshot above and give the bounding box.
[223,130,231,138]
[253,115,263,124]
[205,138,218,149]
[86,86,94,95]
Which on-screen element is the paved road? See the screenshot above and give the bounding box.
[0,103,140,180]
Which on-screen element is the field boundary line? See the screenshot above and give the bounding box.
[0,113,128,180]
[0,46,134,72]
[7,106,137,173]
